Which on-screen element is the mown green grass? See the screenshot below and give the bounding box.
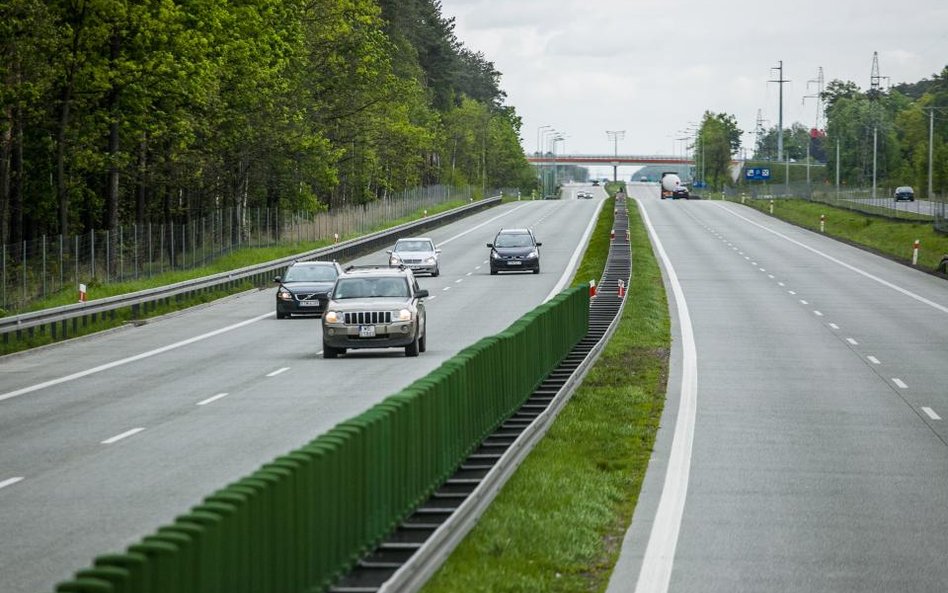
[730,197,948,270]
[420,197,670,593]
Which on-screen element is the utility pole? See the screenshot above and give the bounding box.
[929,108,935,200]
[606,130,625,182]
[769,61,789,162]
[802,66,825,192]
[536,125,551,198]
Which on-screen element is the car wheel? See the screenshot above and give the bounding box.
[323,343,341,359]
[431,267,439,277]
[490,268,498,275]
[276,311,288,319]
[533,267,540,274]
[419,328,427,353]
[405,333,420,357]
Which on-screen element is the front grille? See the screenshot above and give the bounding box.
[402,258,422,264]
[296,293,324,302]
[344,311,392,325]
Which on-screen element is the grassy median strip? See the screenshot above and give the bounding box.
[728,197,948,271]
[421,198,669,593]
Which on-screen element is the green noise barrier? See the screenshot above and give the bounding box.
[53,285,589,593]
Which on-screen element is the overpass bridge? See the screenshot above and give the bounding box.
[527,154,693,166]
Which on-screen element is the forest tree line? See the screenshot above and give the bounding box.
[754,67,948,196]
[0,0,536,246]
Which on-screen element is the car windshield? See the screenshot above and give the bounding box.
[333,277,409,299]
[395,240,432,252]
[494,233,533,248]
[283,265,338,282]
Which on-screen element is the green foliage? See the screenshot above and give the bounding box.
[1,0,531,246]
[696,111,742,190]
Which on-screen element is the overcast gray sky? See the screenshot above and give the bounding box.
[440,0,948,160]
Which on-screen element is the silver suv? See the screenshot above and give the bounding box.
[321,265,429,358]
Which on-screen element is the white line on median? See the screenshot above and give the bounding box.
[893,378,908,389]
[847,338,859,346]
[197,393,229,406]
[267,367,290,377]
[867,356,881,365]
[829,323,840,330]
[634,200,698,593]
[922,407,941,420]
[0,312,273,403]
[102,428,145,445]
[0,477,24,490]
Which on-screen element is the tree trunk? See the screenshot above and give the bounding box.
[9,104,24,247]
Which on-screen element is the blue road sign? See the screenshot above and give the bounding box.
[745,167,771,181]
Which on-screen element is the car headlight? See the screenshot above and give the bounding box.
[491,251,501,259]
[278,288,293,301]
[324,311,340,323]
[390,255,401,265]
[396,309,412,321]
[526,250,538,259]
[425,256,436,264]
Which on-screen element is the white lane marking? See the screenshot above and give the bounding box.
[102,428,145,445]
[466,272,473,276]
[867,356,881,365]
[442,286,451,292]
[778,282,785,287]
[474,266,481,270]
[739,251,744,255]
[437,202,533,246]
[455,279,463,284]
[893,378,908,389]
[829,323,840,330]
[922,407,941,420]
[198,393,229,406]
[483,260,489,264]
[266,367,290,377]
[744,256,750,260]
[716,203,948,315]
[788,290,796,295]
[0,477,24,490]
[768,275,775,279]
[847,338,859,346]
[427,295,437,301]
[634,201,698,593]
[544,197,606,302]
[800,300,809,305]
[814,310,824,316]
[759,268,765,272]
[0,312,273,403]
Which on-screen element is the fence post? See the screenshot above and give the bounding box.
[90,229,96,280]
[42,235,47,299]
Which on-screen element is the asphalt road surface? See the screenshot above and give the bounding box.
[0,195,604,593]
[609,186,948,592]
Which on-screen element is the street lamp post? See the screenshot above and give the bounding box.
[606,130,625,182]
[536,125,552,198]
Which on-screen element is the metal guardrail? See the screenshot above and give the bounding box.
[0,197,501,345]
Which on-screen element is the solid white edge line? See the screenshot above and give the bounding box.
[543,198,605,302]
[0,312,273,403]
[893,378,908,389]
[634,200,698,593]
[922,407,941,420]
[715,203,948,315]
[267,367,290,377]
[197,393,229,406]
[0,477,24,490]
[101,427,145,444]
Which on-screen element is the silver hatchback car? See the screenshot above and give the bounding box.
[387,237,441,276]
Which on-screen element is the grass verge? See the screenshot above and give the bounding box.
[420,198,670,593]
[728,197,948,271]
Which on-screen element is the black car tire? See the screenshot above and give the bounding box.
[277,311,288,319]
[419,328,427,353]
[323,342,342,359]
[490,268,498,275]
[533,267,540,274]
[405,333,420,357]
[432,267,439,277]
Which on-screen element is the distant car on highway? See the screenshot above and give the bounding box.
[488,228,542,275]
[672,186,690,199]
[387,237,440,276]
[274,260,343,319]
[894,186,915,202]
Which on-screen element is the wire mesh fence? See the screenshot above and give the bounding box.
[1,185,474,313]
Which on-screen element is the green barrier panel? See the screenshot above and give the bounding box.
[53,285,589,593]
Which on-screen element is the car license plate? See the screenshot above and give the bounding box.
[508,261,521,265]
[359,325,376,338]
[299,301,319,307]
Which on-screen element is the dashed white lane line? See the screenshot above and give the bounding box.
[455,279,463,284]
[846,338,859,346]
[442,286,451,292]
[0,477,24,490]
[893,378,909,389]
[922,407,941,420]
[800,300,809,305]
[768,275,775,279]
[0,311,273,403]
[197,393,229,406]
[829,323,840,330]
[474,266,482,270]
[102,428,145,445]
[466,272,473,276]
[814,311,824,317]
[758,267,765,272]
[266,367,290,377]
[778,282,785,287]
[788,290,796,295]
[427,295,437,301]
[867,356,881,365]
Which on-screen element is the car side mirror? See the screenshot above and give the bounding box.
[535,242,543,247]
[416,289,429,298]
[486,243,493,248]
[435,249,442,254]
[386,250,393,254]
[273,276,282,283]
